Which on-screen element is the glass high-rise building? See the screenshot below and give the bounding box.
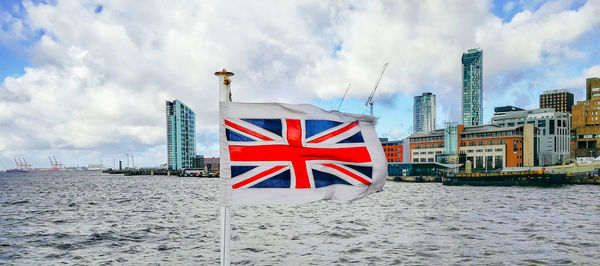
[413,92,436,133]
[166,100,196,170]
[461,48,483,126]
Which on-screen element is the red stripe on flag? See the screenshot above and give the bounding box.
[232,165,287,189]
[292,161,310,188]
[229,145,372,163]
[225,120,274,141]
[323,163,371,185]
[286,119,303,147]
[308,121,359,143]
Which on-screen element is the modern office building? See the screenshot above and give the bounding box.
[408,124,536,169]
[491,107,570,165]
[380,138,404,163]
[461,48,483,126]
[166,99,196,170]
[585,77,600,100]
[539,89,574,113]
[413,92,436,133]
[572,77,600,157]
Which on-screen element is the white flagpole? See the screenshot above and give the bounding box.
[216,69,234,266]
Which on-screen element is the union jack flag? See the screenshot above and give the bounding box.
[220,102,386,205]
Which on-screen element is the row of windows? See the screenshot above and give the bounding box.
[413,151,444,155]
[461,140,506,146]
[412,136,444,142]
[459,148,503,153]
[413,158,435,163]
[462,130,517,139]
[414,143,444,149]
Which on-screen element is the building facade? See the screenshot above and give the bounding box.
[381,138,404,163]
[408,124,535,169]
[166,99,196,170]
[413,92,436,133]
[492,107,570,165]
[572,77,600,157]
[539,89,574,113]
[461,48,483,126]
[585,77,600,100]
[204,157,220,172]
[192,155,204,169]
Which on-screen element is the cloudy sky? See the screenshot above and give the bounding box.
[1,0,599,170]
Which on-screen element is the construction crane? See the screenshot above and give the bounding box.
[337,83,351,111]
[365,62,388,116]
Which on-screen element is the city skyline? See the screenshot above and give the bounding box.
[1,0,600,169]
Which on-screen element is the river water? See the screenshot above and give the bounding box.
[1,171,599,265]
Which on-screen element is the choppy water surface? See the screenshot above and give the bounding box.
[1,172,599,264]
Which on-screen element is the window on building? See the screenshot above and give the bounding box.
[475,156,484,169]
[513,140,518,152]
[478,141,484,146]
[538,120,546,127]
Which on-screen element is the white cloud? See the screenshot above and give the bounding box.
[0,0,599,167]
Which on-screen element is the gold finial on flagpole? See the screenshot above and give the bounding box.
[215,69,234,102]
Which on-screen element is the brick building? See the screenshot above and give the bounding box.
[408,124,536,169]
[572,77,600,157]
[380,139,403,163]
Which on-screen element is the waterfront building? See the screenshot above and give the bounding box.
[408,124,535,169]
[461,48,483,126]
[539,89,574,113]
[413,92,436,133]
[204,157,220,172]
[492,107,570,165]
[572,77,600,157]
[166,99,196,170]
[380,138,404,163]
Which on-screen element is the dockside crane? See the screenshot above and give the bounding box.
[49,156,64,170]
[365,62,388,116]
[337,83,351,111]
